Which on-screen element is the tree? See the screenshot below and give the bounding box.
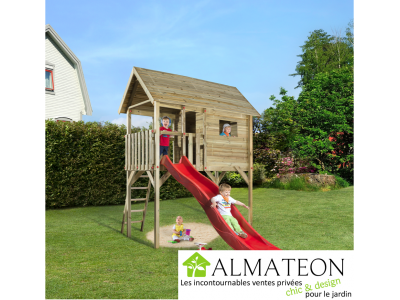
[259,67,354,182]
[293,66,354,182]
[260,88,299,151]
[345,19,354,48]
[330,20,354,69]
[257,21,354,182]
[290,29,334,88]
[290,24,354,88]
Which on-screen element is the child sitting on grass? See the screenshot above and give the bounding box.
[172,216,185,242]
[210,183,249,238]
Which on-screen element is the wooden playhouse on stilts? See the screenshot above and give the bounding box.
[118,67,280,250]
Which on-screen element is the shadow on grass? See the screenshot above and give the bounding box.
[86,215,155,248]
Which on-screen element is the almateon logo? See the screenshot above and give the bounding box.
[182,252,211,277]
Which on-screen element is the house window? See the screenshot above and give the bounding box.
[45,69,54,91]
[219,120,238,137]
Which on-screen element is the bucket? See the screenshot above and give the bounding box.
[186,229,191,236]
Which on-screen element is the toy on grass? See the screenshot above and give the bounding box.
[195,242,207,250]
[181,235,194,241]
[181,228,194,241]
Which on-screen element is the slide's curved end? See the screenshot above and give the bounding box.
[161,155,280,250]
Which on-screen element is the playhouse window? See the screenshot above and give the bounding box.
[45,69,54,91]
[219,120,238,136]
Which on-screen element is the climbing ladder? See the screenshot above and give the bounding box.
[121,171,153,233]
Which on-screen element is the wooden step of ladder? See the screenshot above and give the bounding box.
[131,198,146,202]
[121,171,153,234]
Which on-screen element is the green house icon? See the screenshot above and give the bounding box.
[182,252,211,277]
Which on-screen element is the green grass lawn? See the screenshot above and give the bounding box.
[46,186,353,299]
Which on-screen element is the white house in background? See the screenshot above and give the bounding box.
[45,24,92,121]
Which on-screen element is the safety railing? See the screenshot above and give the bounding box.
[125,130,203,171]
[125,130,154,171]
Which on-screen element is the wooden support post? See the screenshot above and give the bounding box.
[205,171,216,183]
[125,134,127,171]
[234,166,249,185]
[216,171,227,186]
[127,110,132,134]
[154,101,160,248]
[128,170,144,187]
[188,133,194,164]
[128,99,151,110]
[160,171,171,187]
[182,106,186,157]
[150,131,154,167]
[126,134,129,171]
[196,133,200,170]
[203,108,207,170]
[127,112,131,170]
[248,115,253,225]
[146,170,155,188]
[127,112,132,237]
[174,114,179,163]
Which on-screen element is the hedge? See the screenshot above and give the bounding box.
[45,120,192,209]
[46,121,267,209]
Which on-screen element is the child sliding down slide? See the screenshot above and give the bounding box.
[210,183,249,238]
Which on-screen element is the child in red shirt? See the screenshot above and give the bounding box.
[160,116,172,158]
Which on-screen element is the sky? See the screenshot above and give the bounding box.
[45,0,354,127]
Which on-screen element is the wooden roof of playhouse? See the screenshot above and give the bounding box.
[118,67,260,117]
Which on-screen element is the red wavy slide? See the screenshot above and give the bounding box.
[161,155,280,250]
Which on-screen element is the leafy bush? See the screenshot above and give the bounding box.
[254,147,315,179]
[223,172,247,187]
[322,172,351,188]
[274,155,316,178]
[263,68,354,183]
[253,163,266,183]
[263,172,350,192]
[219,164,266,188]
[46,120,192,208]
[256,65,354,184]
[253,148,282,178]
[334,175,350,188]
[263,177,321,192]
